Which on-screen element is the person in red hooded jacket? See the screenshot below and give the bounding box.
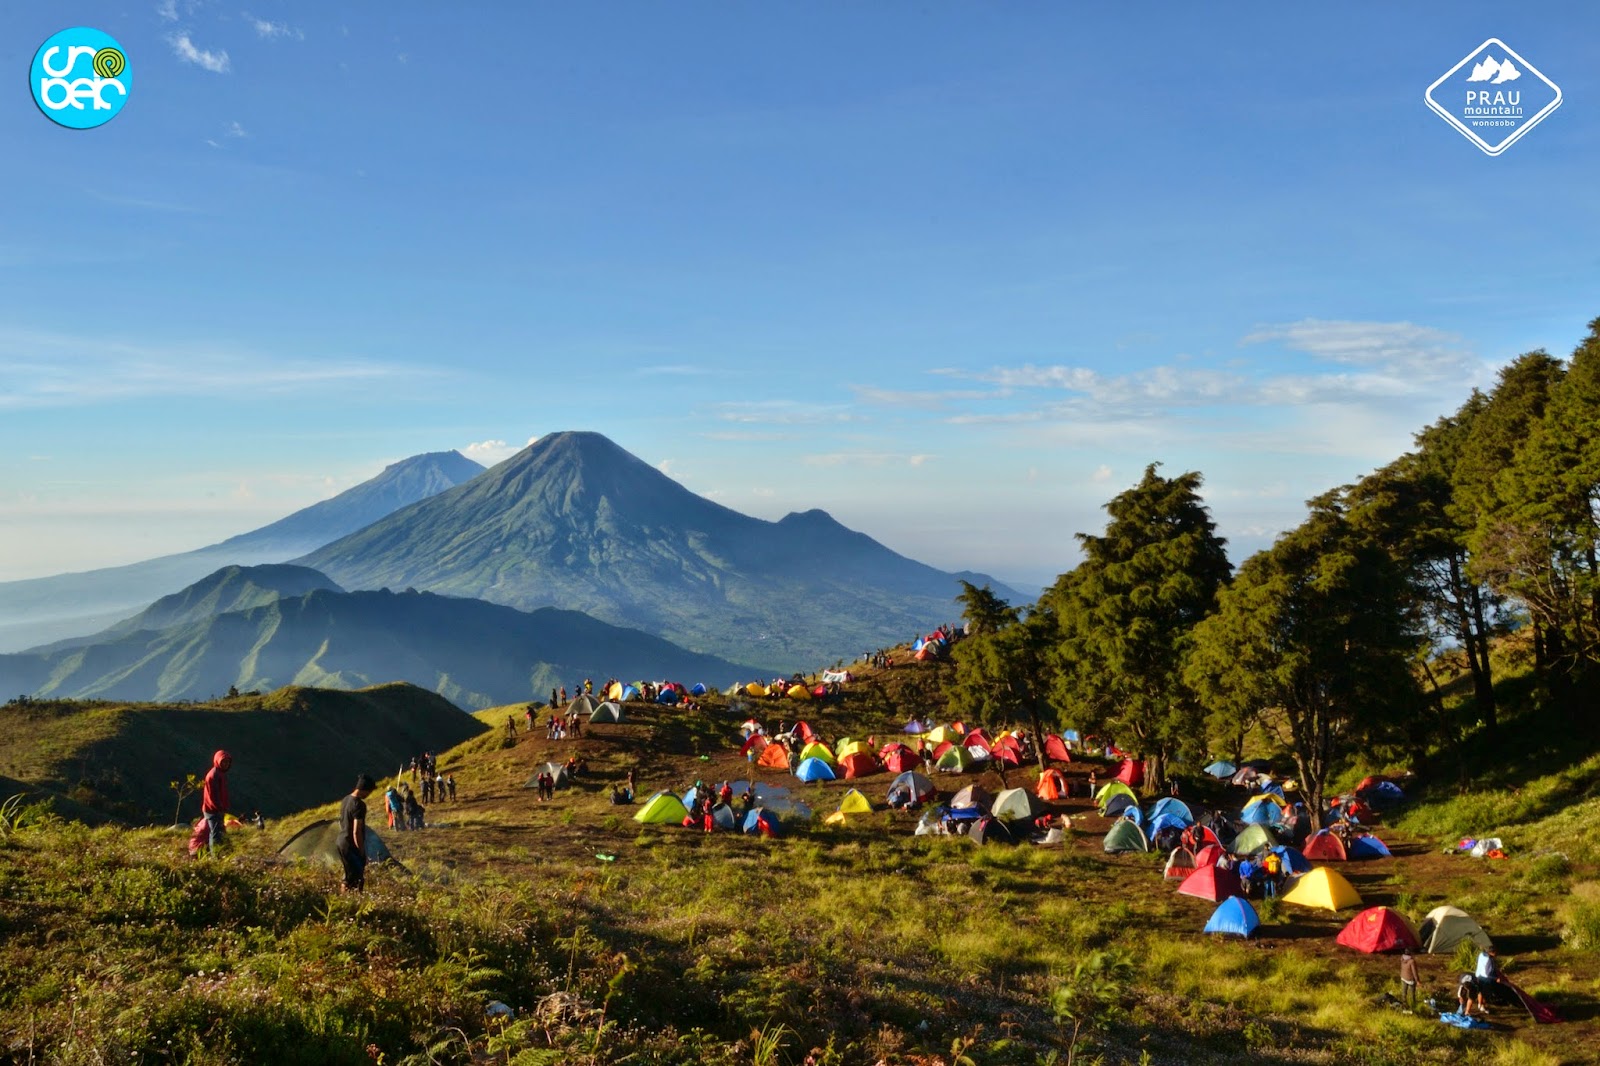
[201,750,232,855]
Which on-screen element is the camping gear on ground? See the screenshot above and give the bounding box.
[1417,906,1492,955]
[569,694,598,717]
[1043,734,1073,763]
[1203,896,1260,938]
[758,744,791,770]
[1437,1012,1491,1030]
[1240,802,1282,827]
[1281,867,1362,911]
[1336,907,1420,953]
[1468,837,1506,858]
[1502,977,1562,1024]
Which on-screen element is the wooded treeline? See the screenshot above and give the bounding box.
[946,317,1600,829]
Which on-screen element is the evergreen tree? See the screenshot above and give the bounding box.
[955,580,1021,636]
[1186,491,1423,829]
[945,606,1057,771]
[1047,465,1231,787]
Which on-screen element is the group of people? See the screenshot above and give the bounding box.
[384,781,428,830]
[683,779,756,832]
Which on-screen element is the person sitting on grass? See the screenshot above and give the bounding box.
[1457,972,1478,1016]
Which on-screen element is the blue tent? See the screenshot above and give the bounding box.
[795,757,836,782]
[1120,806,1144,827]
[903,720,926,734]
[1103,793,1137,818]
[1204,897,1260,938]
[657,689,680,705]
[1148,813,1189,838]
[742,807,781,836]
[1240,803,1283,826]
[913,638,925,652]
[681,786,707,809]
[1204,760,1237,779]
[621,684,641,701]
[1349,835,1392,859]
[1258,781,1287,799]
[1063,729,1081,743]
[690,682,707,696]
[1148,798,1194,825]
[1271,845,1313,875]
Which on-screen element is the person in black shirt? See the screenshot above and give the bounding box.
[338,774,377,893]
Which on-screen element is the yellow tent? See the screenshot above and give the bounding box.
[786,684,811,700]
[799,741,837,766]
[835,739,869,760]
[925,725,960,746]
[745,682,769,697]
[606,681,622,700]
[1095,781,1138,809]
[1282,867,1362,911]
[1244,793,1288,810]
[837,788,873,814]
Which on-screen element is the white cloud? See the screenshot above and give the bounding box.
[711,400,858,426]
[1241,318,1480,380]
[155,0,178,20]
[657,459,677,477]
[461,436,536,464]
[249,17,304,40]
[225,120,248,138]
[170,34,231,73]
[801,451,937,469]
[1091,464,1113,482]
[851,385,1008,409]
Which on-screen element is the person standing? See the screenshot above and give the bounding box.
[200,750,233,856]
[1399,949,1419,1012]
[338,774,377,894]
[446,773,457,802]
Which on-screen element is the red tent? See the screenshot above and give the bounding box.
[1036,768,1068,801]
[1304,830,1349,862]
[839,752,882,780]
[1116,758,1145,787]
[880,744,922,774]
[740,734,769,756]
[793,720,817,743]
[1184,825,1224,852]
[1177,863,1243,902]
[992,745,1022,767]
[1193,843,1226,868]
[1043,734,1072,764]
[1336,907,1419,954]
[931,740,955,761]
[963,729,993,752]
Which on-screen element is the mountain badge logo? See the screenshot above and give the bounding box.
[1425,38,1560,156]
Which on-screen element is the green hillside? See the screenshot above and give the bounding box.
[0,683,487,822]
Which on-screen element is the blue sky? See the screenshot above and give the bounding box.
[3,2,1597,591]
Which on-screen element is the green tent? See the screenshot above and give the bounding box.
[1095,781,1138,811]
[276,819,393,869]
[935,745,974,773]
[1230,824,1277,855]
[634,792,690,825]
[590,700,625,724]
[1103,819,1149,853]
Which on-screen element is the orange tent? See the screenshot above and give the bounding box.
[1036,768,1068,802]
[758,744,790,770]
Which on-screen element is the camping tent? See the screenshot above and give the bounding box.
[795,757,836,783]
[991,788,1044,822]
[1204,896,1260,938]
[1203,760,1237,779]
[621,684,640,701]
[742,807,781,837]
[1164,846,1197,881]
[1336,907,1419,954]
[745,683,769,697]
[887,771,936,807]
[1303,830,1348,862]
[1240,802,1283,827]
[635,792,690,824]
[1102,793,1138,818]
[1043,734,1073,763]
[970,815,1018,846]
[590,701,625,724]
[935,745,975,773]
[1178,863,1243,902]
[1194,843,1225,868]
[1418,906,1493,955]
[835,739,870,760]
[277,819,394,869]
[569,694,598,717]
[1230,824,1278,856]
[710,803,737,830]
[1148,812,1190,839]
[1148,798,1194,825]
[839,752,881,779]
[690,682,708,696]
[1281,867,1362,911]
[1103,820,1149,853]
[1348,834,1392,859]
[950,784,994,811]
[758,744,791,770]
[838,789,873,815]
[880,744,921,774]
[1115,759,1145,787]
[1095,781,1139,811]
[1270,845,1313,876]
[524,762,570,790]
[799,741,837,767]
[656,688,680,705]
[786,684,812,700]
[1036,768,1069,802]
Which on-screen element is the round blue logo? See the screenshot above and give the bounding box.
[31,27,132,129]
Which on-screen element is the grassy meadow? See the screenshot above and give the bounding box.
[1,655,1597,1065]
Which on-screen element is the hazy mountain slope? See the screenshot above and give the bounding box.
[297,431,1023,670]
[0,452,485,653]
[0,585,768,709]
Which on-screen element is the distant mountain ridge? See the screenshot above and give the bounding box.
[0,565,768,708]
[297,431,1024,670]
[0,451,485,652]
